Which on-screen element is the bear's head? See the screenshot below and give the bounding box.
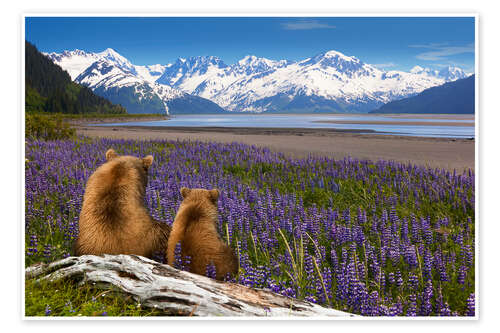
[179,187,220,220]
[104,148,154,187]
[180,187,219,205]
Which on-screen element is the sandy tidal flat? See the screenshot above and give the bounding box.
[76,124,475,172]
[314,120,474,127]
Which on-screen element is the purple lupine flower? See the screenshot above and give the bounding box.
[388,272,395,285]
[466,293,475,316]
[423,249,433,281]
[439,302,452,316]
[406,294,417,316]
[395,270,403,288]
[27,234,38,256]
[43,244,52,262]
[205,262,217,279]
[24,137,475,317]
[172,242,191,271]
[464,245,474,267]
[457,265,467,285]
[420,279,434,316]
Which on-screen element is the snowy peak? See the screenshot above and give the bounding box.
[46,46,473,114]
[156,55,228,87]
[299,50,367,74]
[75,59,134,88]
[237,55,280,67]
[45,47,160,82]
[133,64,167,84]
[179,55,228,70]
[45,48,135,80]
[410,65,425,74]
[309,49,359,62]
[45,49,101,80]
[237,55,260,66]
[410,65,467,81]
[235,55,292,74]
[438,66,468,81]
[410,65,439,77]
[97,48,135,73]
[98,48,125,60]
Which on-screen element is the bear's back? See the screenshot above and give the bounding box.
[76,155,151,255]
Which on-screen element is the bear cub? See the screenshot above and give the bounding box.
[167,187,238,280]
[74,149,171,258]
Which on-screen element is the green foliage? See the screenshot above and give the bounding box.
[25,84,46,113]
[25,41,127,115]
[25,113,75,141]
[25,278,166,317]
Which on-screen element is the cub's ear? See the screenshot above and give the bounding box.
[209,189,220,203]
[180,187,191,198]
[142,155,154,169]
[106,149,118,161]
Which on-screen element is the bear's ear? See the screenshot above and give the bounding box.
[106,149,118,161]
[142,155,154,169]
[209,189,220,203]
[180,187,191,198]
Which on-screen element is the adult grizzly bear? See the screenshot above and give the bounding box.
[74,149,171,258]
[167,187,238,280]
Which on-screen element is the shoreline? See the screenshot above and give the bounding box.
[314,120,474,127]
[67,115,169,125]
[76,124,475,172]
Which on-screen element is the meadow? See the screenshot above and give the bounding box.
[25,137,475,316]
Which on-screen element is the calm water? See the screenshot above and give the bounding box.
[99,114,475,138]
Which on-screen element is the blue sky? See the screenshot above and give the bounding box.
[25,16,475,72]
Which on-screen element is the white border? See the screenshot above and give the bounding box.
[20,12,479,322]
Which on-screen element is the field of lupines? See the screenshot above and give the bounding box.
[25,136,476,317]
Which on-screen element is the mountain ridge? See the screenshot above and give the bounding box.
[369,75,475,114]
[45,49,227,114]
[45,48,471,114]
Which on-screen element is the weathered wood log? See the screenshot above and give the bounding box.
[26,254,356,317]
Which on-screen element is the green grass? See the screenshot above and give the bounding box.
[25,278,169,317]
[25,113,76,140]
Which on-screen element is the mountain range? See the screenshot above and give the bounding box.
[370,75,475,114]
[45,48,471,114]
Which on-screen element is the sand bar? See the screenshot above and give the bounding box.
[374,114,475,120]
[76,124,475,172]
[314,120,474,127]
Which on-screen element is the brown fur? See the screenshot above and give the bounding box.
[167,188,238,280]
[74,149,171,258]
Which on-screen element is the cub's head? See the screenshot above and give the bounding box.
[179,187,220,213]
[104,148,154,186]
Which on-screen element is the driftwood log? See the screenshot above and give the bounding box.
[26,254,355,317]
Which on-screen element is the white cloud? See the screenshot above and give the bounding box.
[282,20,336,30]
[409,43,474,61]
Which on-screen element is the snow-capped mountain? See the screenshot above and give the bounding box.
[46,48,470,114]
[157,50,469,113]
[45,49,226,114]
